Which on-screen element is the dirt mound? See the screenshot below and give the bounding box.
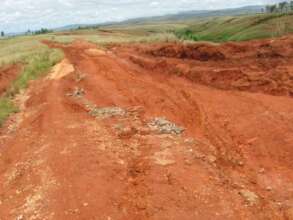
[0,64,22,95]
[114,36,293,97]
[146,43,226,61]
[256,43,284,58]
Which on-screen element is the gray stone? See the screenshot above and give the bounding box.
[148,117,185,135]
[90,107,126,118]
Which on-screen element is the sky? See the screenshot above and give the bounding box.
[0,0,281,33]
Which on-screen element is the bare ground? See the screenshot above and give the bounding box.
[0,37,293,220]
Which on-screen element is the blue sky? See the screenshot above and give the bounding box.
[0,0,281,33]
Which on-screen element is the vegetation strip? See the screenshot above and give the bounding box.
[0,46,63,126]
[175,12,293,42]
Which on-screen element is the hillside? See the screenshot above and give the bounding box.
[114,5,264,25]
[175,12,293,42]
[54,5,264,32]
[93,12,293,44]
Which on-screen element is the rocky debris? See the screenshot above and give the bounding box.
[67,87,85,97]
[206,155,217,164]
[266,186,273,191]
[89,107,126,119]
[239,190,259,206]
[16,215,24,220]
[75,70,86,82]
[115,126,138,139]
[152,149,176,166]
[76,96,126,119]
[258,168,265,174]
[148,117,184,135]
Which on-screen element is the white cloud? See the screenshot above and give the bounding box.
[0,0,282,33]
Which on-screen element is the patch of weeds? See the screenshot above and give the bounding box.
[6,49,62,97]
[0,47,63,126]
[0,97,18,126]
[175,29,200,41]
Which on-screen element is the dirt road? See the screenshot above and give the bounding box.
[0,38,293,219]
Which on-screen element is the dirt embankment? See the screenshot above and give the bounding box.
[0,37,293,219]
[146,43,226,61]
[0,64,22,95]
[112,36,293,97]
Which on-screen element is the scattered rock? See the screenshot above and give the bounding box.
[67,87,85,97]
[193,150,205,159]
[152,149,176,166]
[90,107,126,118]
[266,186,272,191]
[258,168,265,174]
[237,160,244,166]
[148,117,184,135]
[16,215,24,220]
[137,127,151,135]
[75,71,86,82]
[239,190,259,205]
[184,138,196,145]
[206,155,217,164]
[117,126,137,139]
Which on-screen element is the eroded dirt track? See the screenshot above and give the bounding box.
[0,64,22,95]
[0,38,293,220]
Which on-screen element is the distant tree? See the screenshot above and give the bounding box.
[26,29,32,35]
[0,31,4,37]
[266,4,278,13]
[34,28,52,35]
[265,1,293,13]
[265,5,272,13]
[279,1,289,13]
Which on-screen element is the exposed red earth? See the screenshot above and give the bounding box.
[0,36,293,220]
[0,65,22,95]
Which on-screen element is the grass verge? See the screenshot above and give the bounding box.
[174,13,293,42]
[0,98,18,126]
[0,47,63,126]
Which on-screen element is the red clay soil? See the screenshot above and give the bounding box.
[0,64,22,95]
[0,37,293,220]
[112,36,293,97]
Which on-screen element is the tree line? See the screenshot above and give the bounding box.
[24,28,52,35]
[265,1,293,13]
[0,28,52,38]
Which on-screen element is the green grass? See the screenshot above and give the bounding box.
[174,13,293,42]
[0,98,18,126]
[0,36,63,126]
[0,35,54,66]
[50,31,179,45]
[5,49,62,97]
